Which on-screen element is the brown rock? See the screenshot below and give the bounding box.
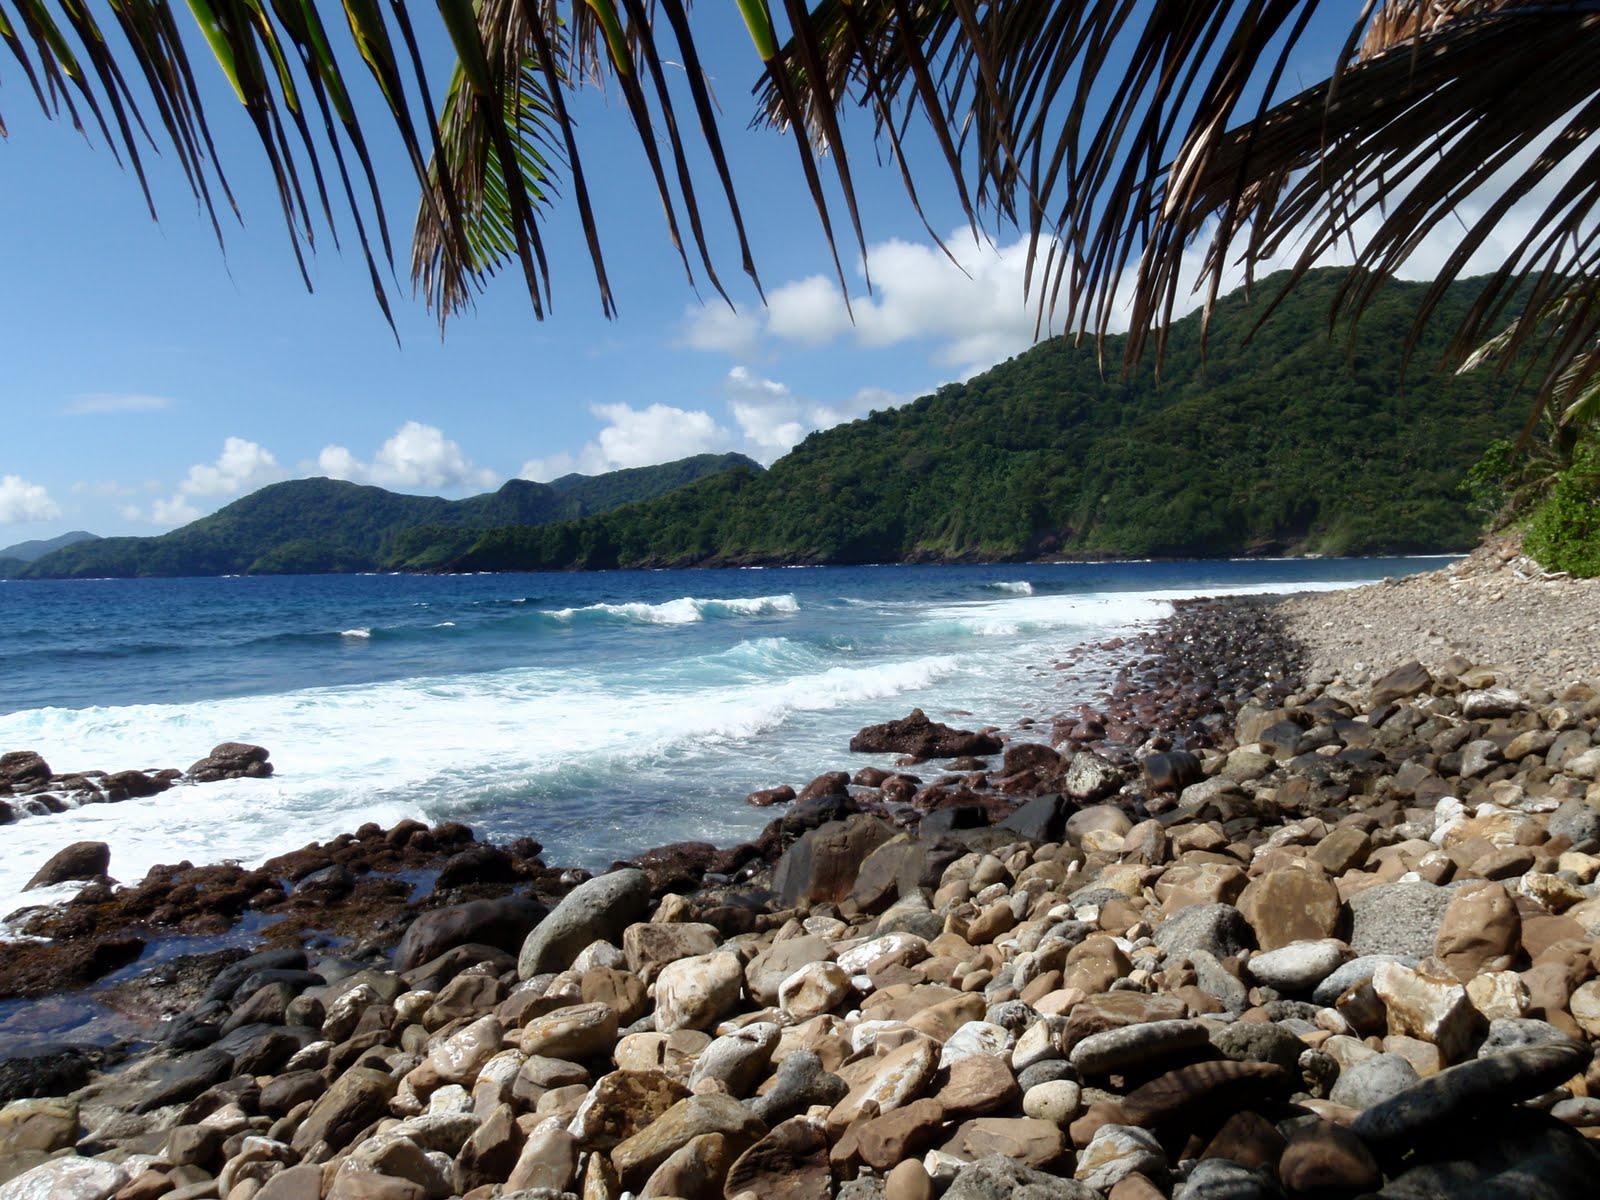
[1120,1062,1293,1132]
[582,967,649,1024]
[612,1094,766,1189]
[1237,867,1342,950]
[935,1053,1020,1118]
[455,1102,526,1193]
[828,1037,940,1135]
[570,1070,692,1150]
[1278,1120,1381,1196]
[1108,1175,1167,1200]
[834,1098,947,1176]
[772,816,897,907]
[1201,1110,1285,1171]
[291,1067,396,1156]
[1435,882,1521,982]
[640,1131,731,1198]
[884,1159,937,1200]
[1311,827,1372,875]
[724,1116,832,1200]
[506,1128,579,1193]
[940,1117,1065,1169]
[1061,991,1186,1050]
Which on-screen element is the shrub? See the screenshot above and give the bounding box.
[1524,447,1600,576]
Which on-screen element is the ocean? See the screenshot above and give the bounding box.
[0,558,1447,920]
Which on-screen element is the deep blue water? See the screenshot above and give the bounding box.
[0,558,1445,911]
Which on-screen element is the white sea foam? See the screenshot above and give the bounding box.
[541,594,800,625]
[0,640,955,924]
[341,628,372,639]
[0,570,1399,931]
[987,580,1035,595]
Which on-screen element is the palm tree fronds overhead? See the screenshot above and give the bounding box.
[3,0,1598,416]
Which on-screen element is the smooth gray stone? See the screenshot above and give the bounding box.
[1070,1020,1210,1075]
[1177,1159,1284,1199]
[1330,1053,1419,1111]
[1154,904,1253,961]
[1312,954,1415,1006]
[1352,1044,1591,1150]
[1480,1018,1580,1056]
[516,868,650,979]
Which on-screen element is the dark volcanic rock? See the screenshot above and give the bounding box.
[393,896,547,973]
[1142,750,1203,793]
[0,1046,96,1105]
[186,742,272,782]
[0,750,50,786]
[997,794,1073,843]
[772,815,896,907]
[24,840,111,889]
[849,709,1003,760]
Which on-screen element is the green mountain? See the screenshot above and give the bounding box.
[0,530,99,563]
[447,270,1529,572]
[23,454,757,578]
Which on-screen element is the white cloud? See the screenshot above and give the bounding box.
[179,436,285,497]
[682,232,1045,377]
[130,437,286,526]
[0,476,62,524]
[680,303,763,359]
[724,368,900,460]
[520,403,730,481]
[64,393,175,415]
[316,421,498,493]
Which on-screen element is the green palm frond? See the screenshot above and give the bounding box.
[3,0,1598,431]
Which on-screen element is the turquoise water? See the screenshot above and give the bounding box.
[0,559,1444,914]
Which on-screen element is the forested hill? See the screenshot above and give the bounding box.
[445,270,1529,572]
[21,454,756,578]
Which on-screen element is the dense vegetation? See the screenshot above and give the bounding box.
[21,455,755,578]
[448,270,1529,572]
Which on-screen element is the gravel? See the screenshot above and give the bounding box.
[1279,534,1600,693]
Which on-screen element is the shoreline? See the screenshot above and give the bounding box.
[4,548,1468,583]
[3,570,1600,1197]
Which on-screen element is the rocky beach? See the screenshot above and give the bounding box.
[4,550,1600,1200]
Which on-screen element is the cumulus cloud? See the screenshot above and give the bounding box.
[130,437,286,526]
[679,303,763,359]
[64,393,175,415]
[725,368,901,460]
[317,421,498,493]
[0,475,62,524]
[682,232,1044,377]
[521,403,730,481]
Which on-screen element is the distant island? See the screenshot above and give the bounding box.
[10,456,756,578]
[0,529,99,577]
[14,270,1528,580]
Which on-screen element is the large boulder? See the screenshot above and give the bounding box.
[0,752,50,787]
[186,742,272,782]
[1370,661,1433,706]
[849,709,1002,760]
[998,794,1073,843]
[393,897,546,974]
[773,816,896,907]
[1062,753,1123,802]
[1348,881,1455,959]
[23,842,109,890]
[517,868,650,979]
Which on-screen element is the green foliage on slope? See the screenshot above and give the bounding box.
[451,270,1530,572]
[23,455,757,578]
[1524,446,1600,577]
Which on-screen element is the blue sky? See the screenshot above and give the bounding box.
[0,7,1510,541]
